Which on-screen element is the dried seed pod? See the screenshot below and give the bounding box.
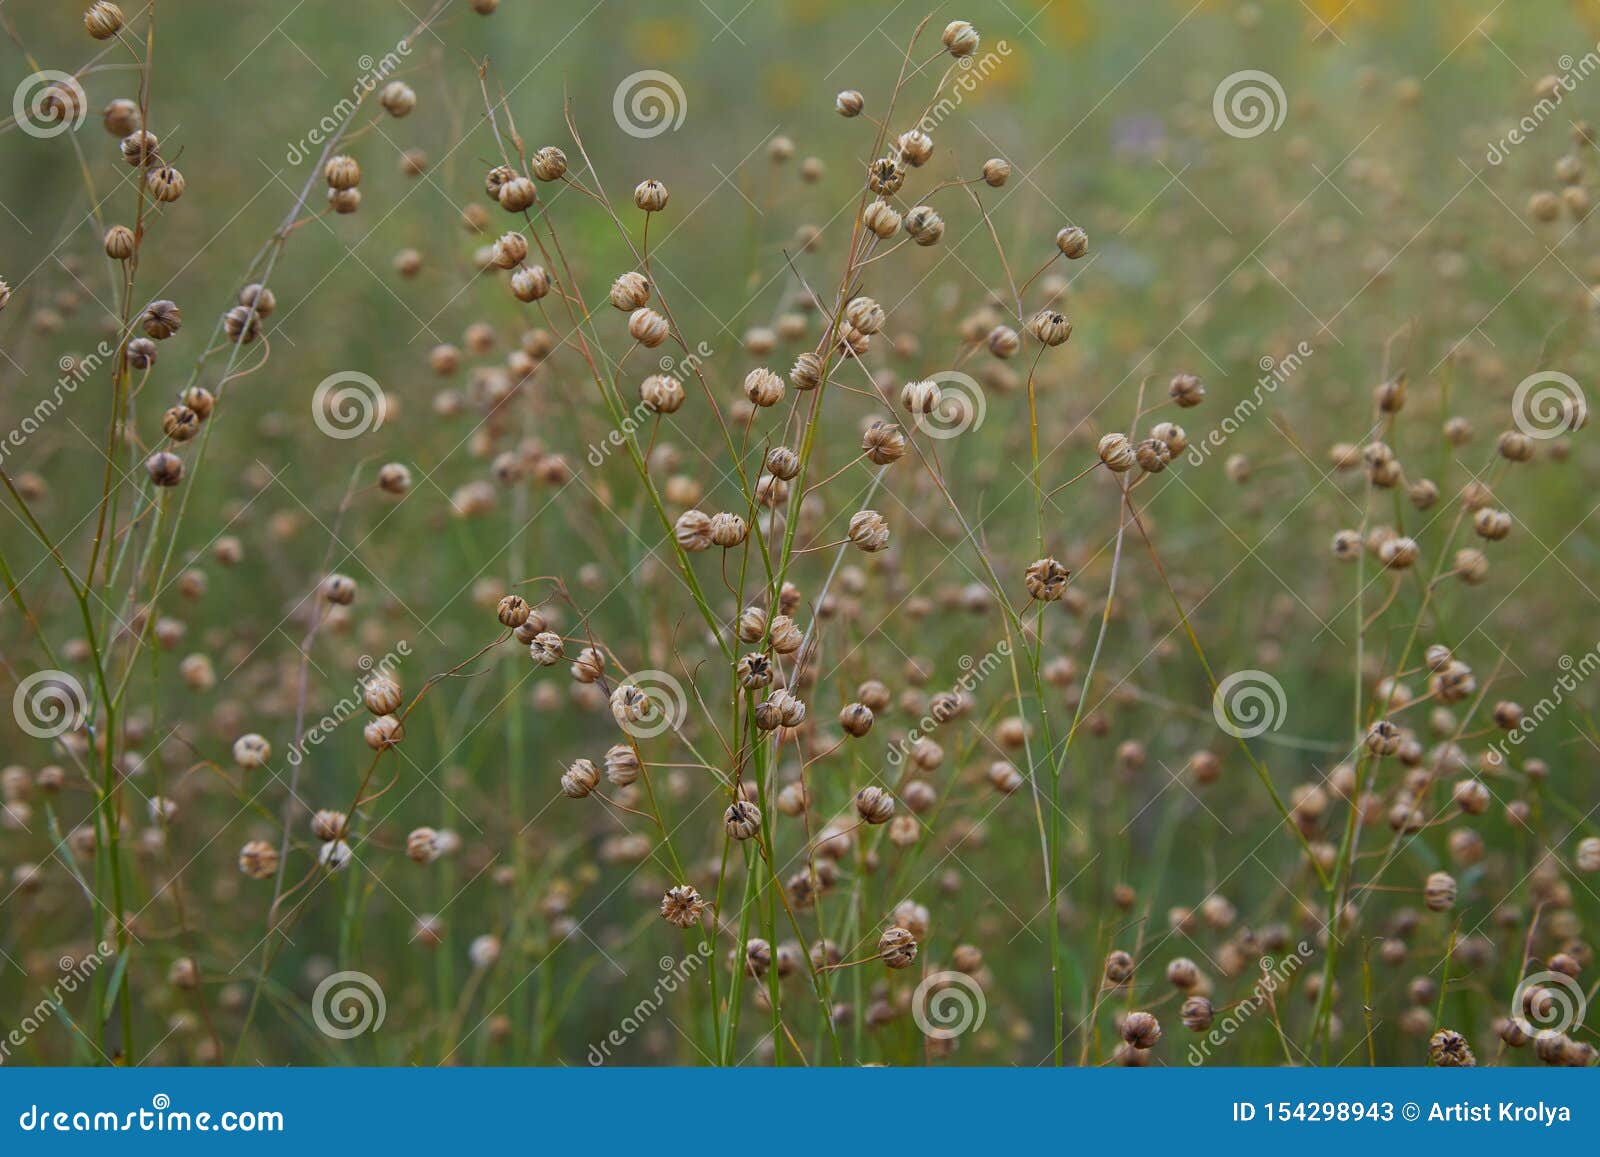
[640,373,685,413]
[528,632,564,665]
[942,19,979,56]
[161,405,200,443]
[1025,557,1070,601]
[363,714,404,750]
[1055,225,1089,258]
[724,800,762,840]
[867,157,905,196]
[1169,372,1205,407]
[380,81,416,117]
[854,785,895,824]
[862,200,901,237]
[736,652,773,690]
[744,367,785,407]
[145,450,184,487]
[628,307,670,348]
[532,146,567,180]
[1097,432,1136,472]
[848,510,890,552]
[103,224,136,261]
[610,271,651,311]
[878,926,918,968]
[674,509,714,552]
[835,90,864,117]
[660,884,705,928]
[406,827,440,864]
[145,165,186,203]
[705,511,745,549]
[862,420,906,465]
[604,744,640,787]
[143,299,182,339]
[1121,1010,1162,1049]
[237,840,279,880]
[570,646,605,683]
[634,179,669,212]
[1423,871,1457,911]
[310,809,348,842]
[561,759,600,799]
[982,157,1011,186]
[839,702,874,737]
[1135,437,1172,473]
[1027,309,1072,346]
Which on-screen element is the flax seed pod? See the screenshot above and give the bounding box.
[942,18,979,56]
[321,573,357,605]
[1055,226,1089,258]
[1169,372,1206,407]
[1027,309,1072,346]
[985,760,1021,794]
[529,631,564,665]
[1473,507,1511,541]
[363,675,403,716]
[754,613,797,657]
[878,926,918,969]
[744,367,784,407]
[846,296,886,335]
[143,299,182,339]
[610,271,650,311]
[705,512,745,549]
[363,714,404,750]
[1380,535,1419,569]
[790,351,824,390]
[604,744,640,787]
[1150,421,1188,455]
[103,98,139,135]
[903,205,944,245]
[854,786,895,824]
[1135,437,1171,473]
[639,373,684,414]
[222,305,261,344]
[862,420,906,465]
[1181,995,1214,1032]
[406,827,440,864]
[1095,432,1136,473]
[570,646,605,683]
[85,2,124,39]
[848,510,890,552]
[145,165,185,203]
[1423,871,1457,911]
[660,884,705,929]
[237,840,278,880]
[1121,1011,1161,1049]
[838,702,874,738]
[310,809,348,841]
[836,89,864,116]
[1453,548,1488,584]
[723,800,762,840]
[900,378,940,414]
[867,156,905,196]
[633,179,669,212]
[862,200,901,238]
[1366,719,1401,756]
[982,157,1011,186]
[561,758,599,799]
[528,145,566,181]
[103,224,136,261]
[675,509,714,552]
[145,451,184,487]
[736,653,773,690]
[1574,837,1600,873]
[491,231,528,269]
[765,446,801,481]
[628,307,669,348]
[496,594,531,629]
[121,128,159,166]
[161,405,199,444]
[1025,557,1070,601]
[736,605,767,644]
[1104,949,1135,984]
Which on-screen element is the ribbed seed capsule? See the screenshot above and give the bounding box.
[724,800,762,839]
